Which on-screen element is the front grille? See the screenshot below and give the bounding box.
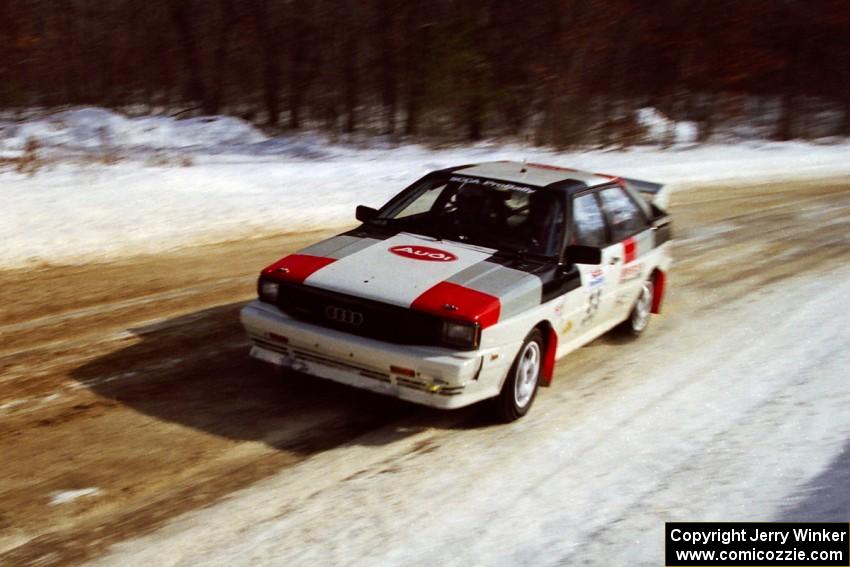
[272,282,445,348]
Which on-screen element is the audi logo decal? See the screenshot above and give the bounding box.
[389,245,458,262]
[324,305,365,326]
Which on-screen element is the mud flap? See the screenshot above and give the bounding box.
[651,270,666,314]
[541,326,558,386]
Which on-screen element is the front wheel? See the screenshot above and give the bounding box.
[493,329,544,422]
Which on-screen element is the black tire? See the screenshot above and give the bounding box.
[616,278,654,337]
[493,328,544,422]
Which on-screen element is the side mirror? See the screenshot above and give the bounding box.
[355,205,378,223]
[565,244,602,265]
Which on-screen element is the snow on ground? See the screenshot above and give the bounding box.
[91,266,850,566]
[2,107,850,268]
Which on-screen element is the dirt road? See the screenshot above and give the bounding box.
[2,177,849,565]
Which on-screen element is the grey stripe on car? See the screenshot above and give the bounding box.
[301,235,380,259]
[447,261,543,320]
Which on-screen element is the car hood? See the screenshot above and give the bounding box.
[263,232,548,326]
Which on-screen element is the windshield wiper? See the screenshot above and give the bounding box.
[490,247,529,260]
[492,247,555,263]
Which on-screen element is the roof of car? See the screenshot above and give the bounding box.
[449,161,615,190]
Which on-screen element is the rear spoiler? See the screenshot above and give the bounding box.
[622,177,669,212]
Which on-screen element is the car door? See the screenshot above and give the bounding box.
[570,191,623,332]
[596,185,652,321]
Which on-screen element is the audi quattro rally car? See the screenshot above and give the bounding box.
[241,162,672,421]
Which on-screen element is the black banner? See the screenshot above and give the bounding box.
[666,522,849,566]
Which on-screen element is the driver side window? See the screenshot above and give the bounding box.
[572,193,607,247]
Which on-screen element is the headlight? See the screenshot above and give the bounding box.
[441,321,481,350]
[258,279,280,303]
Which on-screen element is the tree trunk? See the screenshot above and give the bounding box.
[774,92,796,141]
[552,43,588,147]
[253,0,281,125]
[534,0,564,145]
[403,2,427,136]
[209,0,236,115]
[343,45,358,133]
[170,0,209,112]
[342,2,359,134]
[467,90,484,141]
[377,0,397,135]
[841,96,850,137]
[287,4,309,130]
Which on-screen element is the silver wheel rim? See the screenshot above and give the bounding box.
[514,341,541,408]
[632,280,654,332]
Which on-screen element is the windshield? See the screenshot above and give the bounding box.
[369,174,565,257]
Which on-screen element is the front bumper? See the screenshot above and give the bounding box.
[240,300,518,409]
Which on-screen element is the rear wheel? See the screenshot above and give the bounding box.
[619,278,654,336]
[493,329,544,422]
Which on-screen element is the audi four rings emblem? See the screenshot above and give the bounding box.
[324,305,364,326]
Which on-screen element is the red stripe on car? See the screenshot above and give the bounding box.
[262,254,336,283]
[593,171,625,184]
[623,237,637,263]
[527,163,576,172]
[411,282,501,329]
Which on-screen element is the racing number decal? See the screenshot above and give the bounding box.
[581,266,606,326]
[582,289,602,326]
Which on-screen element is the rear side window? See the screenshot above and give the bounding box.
[572,193,607,247]
[598,187,647,241]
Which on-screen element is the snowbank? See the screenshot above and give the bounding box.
[2,108,850,268]
[0,107,266,152]
[636,107,698,145]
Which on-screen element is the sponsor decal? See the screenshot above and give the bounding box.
[588,267,605,289]
[615,292,629,306]
[582,289,602,326]
[389,245,458,262]
[562,320,573,334]
[448,175,535,194]
[554,298,567,316]
[619,263,644,283]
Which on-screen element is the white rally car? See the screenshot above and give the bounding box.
[241,162,672,420]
